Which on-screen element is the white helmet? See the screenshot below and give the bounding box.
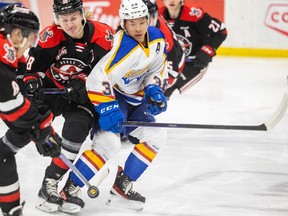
[119,0,149,29]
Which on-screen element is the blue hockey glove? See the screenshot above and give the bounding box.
[95,100,123,133]
[144,84,167,115]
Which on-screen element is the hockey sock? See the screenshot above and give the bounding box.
[70,149,106,187]
[124,142,158,181]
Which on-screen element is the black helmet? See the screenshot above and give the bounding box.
[142,0,158,15]
[0,4,39,34]
[53,0,83,15]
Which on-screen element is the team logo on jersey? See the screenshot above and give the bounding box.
[3,43,16,64]
[51,58,89,83]
[39,28,53,43]
[189,7,202,18]
[122,65,149,84]
[176,34,192,57]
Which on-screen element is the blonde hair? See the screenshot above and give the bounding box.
[51,9,92,25]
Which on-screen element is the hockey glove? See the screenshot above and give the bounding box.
[193,45,215,70]
[30,106,61,158]
[95,100,124,133]
[144,84,167,115]
[63,79,89,104]
[35,132,62,158]
[23,72,44,105]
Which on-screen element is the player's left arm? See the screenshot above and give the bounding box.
[192,12,227,70]
[143,40,168,115]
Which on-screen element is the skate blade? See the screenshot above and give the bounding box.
[35,197,60,213]
[59,201,82,214]
[106,194,144,212]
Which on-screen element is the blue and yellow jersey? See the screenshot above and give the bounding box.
[86,26,168,106]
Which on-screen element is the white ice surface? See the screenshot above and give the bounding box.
[1,56,288,216]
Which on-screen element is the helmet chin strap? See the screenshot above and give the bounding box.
[6,34,27,49]
[75,17,86,37]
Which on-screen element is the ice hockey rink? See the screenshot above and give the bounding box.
[1,56,288,216]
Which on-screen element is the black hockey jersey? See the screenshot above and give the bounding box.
[26,20,114,88]
[159,4,227,58]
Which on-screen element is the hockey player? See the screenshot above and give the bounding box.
[65,0,168,211]
[159,0,227,99]
[0,4,61,216]
[0,1,22,9]
[22,0,114,214]
[143,0,185,85]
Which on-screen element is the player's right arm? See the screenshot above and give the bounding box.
[86,49,123,134]
[24,25,63,102]
[0,63,61,157]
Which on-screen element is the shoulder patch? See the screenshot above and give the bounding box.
[181,5,204,22]
[189,7,203,18]
[105,29,113,42]
[3,43,16,64]
[39,28,53,43]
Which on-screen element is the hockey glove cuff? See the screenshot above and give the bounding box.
[95,100,124,133]
[144,84,167,115]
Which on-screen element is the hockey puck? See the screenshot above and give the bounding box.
[87,186,99,198]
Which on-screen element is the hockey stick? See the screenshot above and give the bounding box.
[59,153,109,198]
[43,88,67,94]
[123,93,288,131]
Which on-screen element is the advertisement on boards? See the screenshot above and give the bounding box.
[83,0,224,29]
[21,0,224,31]
[264,3,288,37]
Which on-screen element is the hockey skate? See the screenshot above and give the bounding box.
[106,166,146,211]
[36,177,63,213]
[2,202,25,216]
[59,177,85,214]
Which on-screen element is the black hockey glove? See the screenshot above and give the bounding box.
[35,132,62,158]
[63,79,89,104]
[23,72,44,105]
[30,106,61,158]
[193,45,216,70]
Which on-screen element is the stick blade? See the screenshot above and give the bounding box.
[264,93,288,131]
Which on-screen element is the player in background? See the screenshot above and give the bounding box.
[0,4,61,216]
[0,0,22,9]
[64,0,168,211]
[143,0,185,86]
[159,0,227,99]
[23,0,114,214]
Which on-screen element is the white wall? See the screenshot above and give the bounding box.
[223,0,288,49]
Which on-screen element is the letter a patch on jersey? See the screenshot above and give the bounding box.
[156,42,160,54]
